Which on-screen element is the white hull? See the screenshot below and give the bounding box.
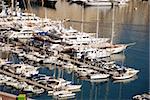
[85,2,112,6]
[9,33,33,39]
[106,44,127,54]
[87,49,111,59]
[65,85,82,91]
[89,78,109,83]
[113,75,138,83]
[58,93,76,98]
[112,70,139,80]
[89,73,110,79]
[53,90,72,96]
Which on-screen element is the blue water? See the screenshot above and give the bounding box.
[0,0,149,100]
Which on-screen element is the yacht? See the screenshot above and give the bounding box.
[23,85,45,94]
[53,90,72,96]
[84,0,127,6]
[64,84,82,91]
[74,47,111,59]
[61,29,109,45]
[43,56,58,64]
[86,49,111,59]
[84,0,113,6]
[32,87,45,94]
[24,85,34,93]
[89,78,109,83]
[105,44,128,54]
[58,93,76,99]
[76,68,97,77]
[53,90,76,99]
[112,68,139,80]
[88,73,110,79]
[113,75,138,83]
[8,28,34,39]
[17,82,28,89]
[14,64,39,77]
[47,79,61,89]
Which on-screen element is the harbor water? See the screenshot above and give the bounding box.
[0,0,149,100]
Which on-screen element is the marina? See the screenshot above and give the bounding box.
[0,0,149,100]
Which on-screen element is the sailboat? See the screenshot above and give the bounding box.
[99,2,135,54]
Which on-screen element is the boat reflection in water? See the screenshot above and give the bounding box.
[110,53,126,62]
[29,0,57,9]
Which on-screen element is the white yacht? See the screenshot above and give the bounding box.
[76,68,97,77]
[61,29,109,45]
[84,0,127,6]
[32,87,45,94]
[64,84,82,91]
[105,44,128,54]
[23,85,44,94]
[112,68,139,80]
[113,75,138,83]
[24,85,34,93]
[58,93,76,99]
[9,28,34,39]
[86,49,111,59]
[88,73,110,79]
[44,56,58,64]
[53,90,76,99]
[84,0,113,6]
[53,90,72,96]
[14,64,39,77]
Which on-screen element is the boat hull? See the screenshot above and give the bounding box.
[112,70,139,80]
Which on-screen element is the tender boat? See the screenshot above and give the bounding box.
[53,90,76,99]
[58,93,76,99]
[23,85,34,93]
[53,90,72,96]
[64,84,82,91]
[32,87,45,94]
[88,73,110,80]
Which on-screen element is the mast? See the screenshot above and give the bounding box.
[11,0,14,14]
[110,1,115,45]
[81,4,84,33]
[45,7,47,19]
[96,7,99,38]
[23,0,27,10]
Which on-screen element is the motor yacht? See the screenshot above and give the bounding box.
[53,90,72,96]
[8,28,34,39]
[112,68,139,80]
[64,84,82,91]
[87,73,110,80]
[53,90,75,99]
